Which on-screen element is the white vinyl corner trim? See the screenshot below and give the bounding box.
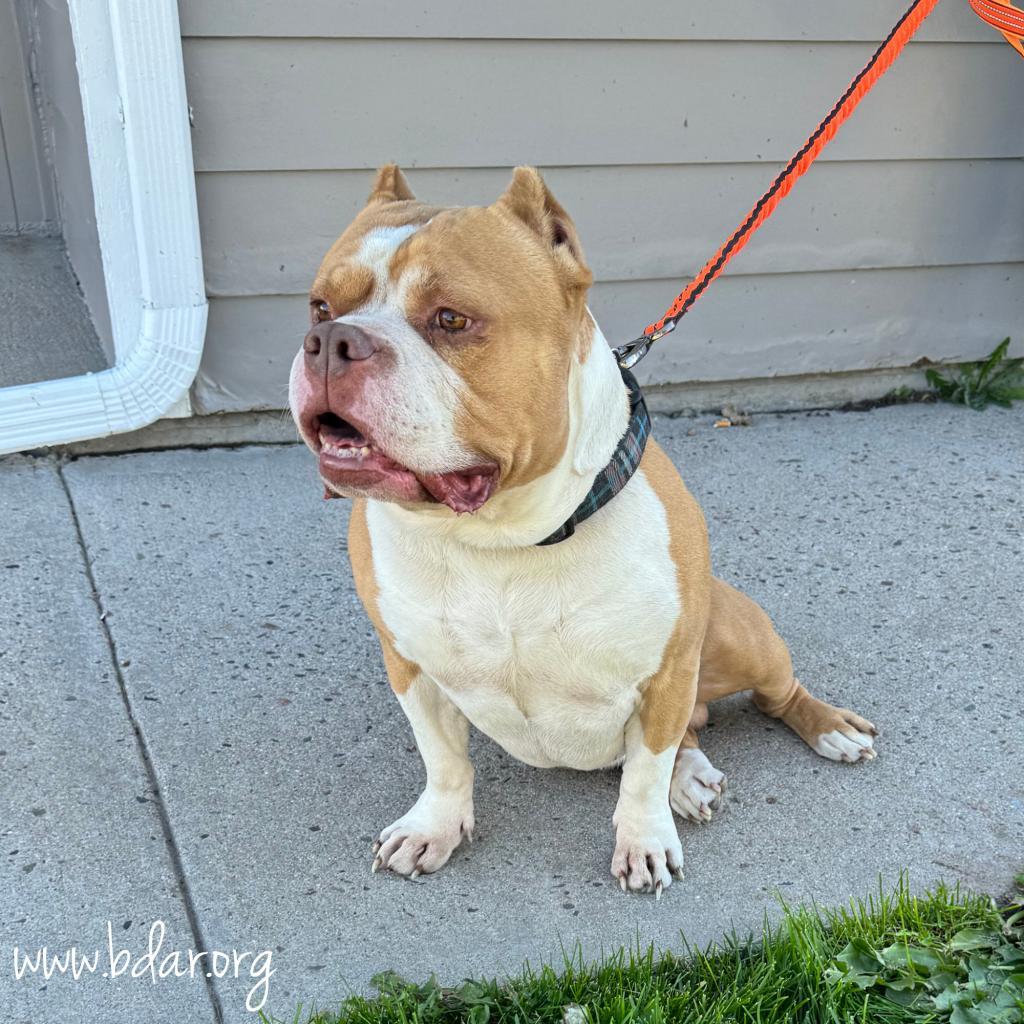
[0,0,207,455]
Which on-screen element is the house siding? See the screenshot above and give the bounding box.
[178,1,1024,414]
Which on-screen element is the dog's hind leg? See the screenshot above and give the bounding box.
[699,576,878,763]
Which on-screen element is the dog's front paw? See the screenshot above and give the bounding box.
[372,792,474,879]
[610,808,684,898]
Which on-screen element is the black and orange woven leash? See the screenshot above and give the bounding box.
[614,0,1024,371]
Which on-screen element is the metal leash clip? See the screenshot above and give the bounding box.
[613,320,676,369]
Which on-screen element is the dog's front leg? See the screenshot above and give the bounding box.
[373,673,475,878]
[611,718,685,897]
[611,657,699,897]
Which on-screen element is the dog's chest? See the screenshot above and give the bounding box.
[365,478,680,769]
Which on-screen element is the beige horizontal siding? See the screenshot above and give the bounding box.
[181,7,1023,414]
[192,264,1024,414]
[197,160,1024,295]
[183,41,1022,172]
[178,0,994,42]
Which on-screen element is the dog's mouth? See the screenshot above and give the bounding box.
[313,412,498,513]
[317,411,377,459]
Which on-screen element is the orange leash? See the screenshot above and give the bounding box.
[969,0,1024,55]
[615,0,1022,369]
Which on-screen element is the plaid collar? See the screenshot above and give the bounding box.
[537,366,651,546]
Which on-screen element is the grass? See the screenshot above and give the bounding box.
[266,876,1024,1024]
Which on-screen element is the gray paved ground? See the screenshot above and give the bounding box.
[2,403,1022,1023]
[0,236,107,387]
[0,458,213,1024]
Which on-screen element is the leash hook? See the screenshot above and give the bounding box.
[614,320,676,369]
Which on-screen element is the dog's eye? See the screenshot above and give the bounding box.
[311,300,331,323]
[435,308,470,332]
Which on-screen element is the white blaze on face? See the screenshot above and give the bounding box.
[357,224,420,295]
[336,223,478,475]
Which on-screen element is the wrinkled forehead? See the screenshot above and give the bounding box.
[311,203,440,308]
[312,202,551,319]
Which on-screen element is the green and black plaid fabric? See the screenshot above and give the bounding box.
[537,367,651,546]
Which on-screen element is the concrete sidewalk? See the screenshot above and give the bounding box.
[2,403,1022,1023]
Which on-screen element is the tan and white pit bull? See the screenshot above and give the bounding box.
[289,164,877,896]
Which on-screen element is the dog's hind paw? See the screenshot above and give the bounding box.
[813,712,877,762]
[670,748,726,823]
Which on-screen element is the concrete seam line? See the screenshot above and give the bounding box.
[55,460,225,1024]
[0,0,208,455]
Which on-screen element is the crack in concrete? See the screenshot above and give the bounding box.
[55,459,225,1024]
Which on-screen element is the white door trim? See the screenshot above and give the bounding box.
[0,0,207,454]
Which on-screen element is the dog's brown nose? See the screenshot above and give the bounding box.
[303,321,380,374]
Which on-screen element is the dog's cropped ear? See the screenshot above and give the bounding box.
[494,167,590,284]
[367,163,416,204]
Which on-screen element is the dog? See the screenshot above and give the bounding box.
[289,164,877,896]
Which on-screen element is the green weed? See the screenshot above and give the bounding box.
[926,339,1024,410]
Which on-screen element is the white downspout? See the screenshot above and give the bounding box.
[0,0,207,455]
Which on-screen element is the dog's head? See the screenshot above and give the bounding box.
[289,165,602,517]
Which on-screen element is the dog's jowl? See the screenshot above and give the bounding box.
[289,164,877,896]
